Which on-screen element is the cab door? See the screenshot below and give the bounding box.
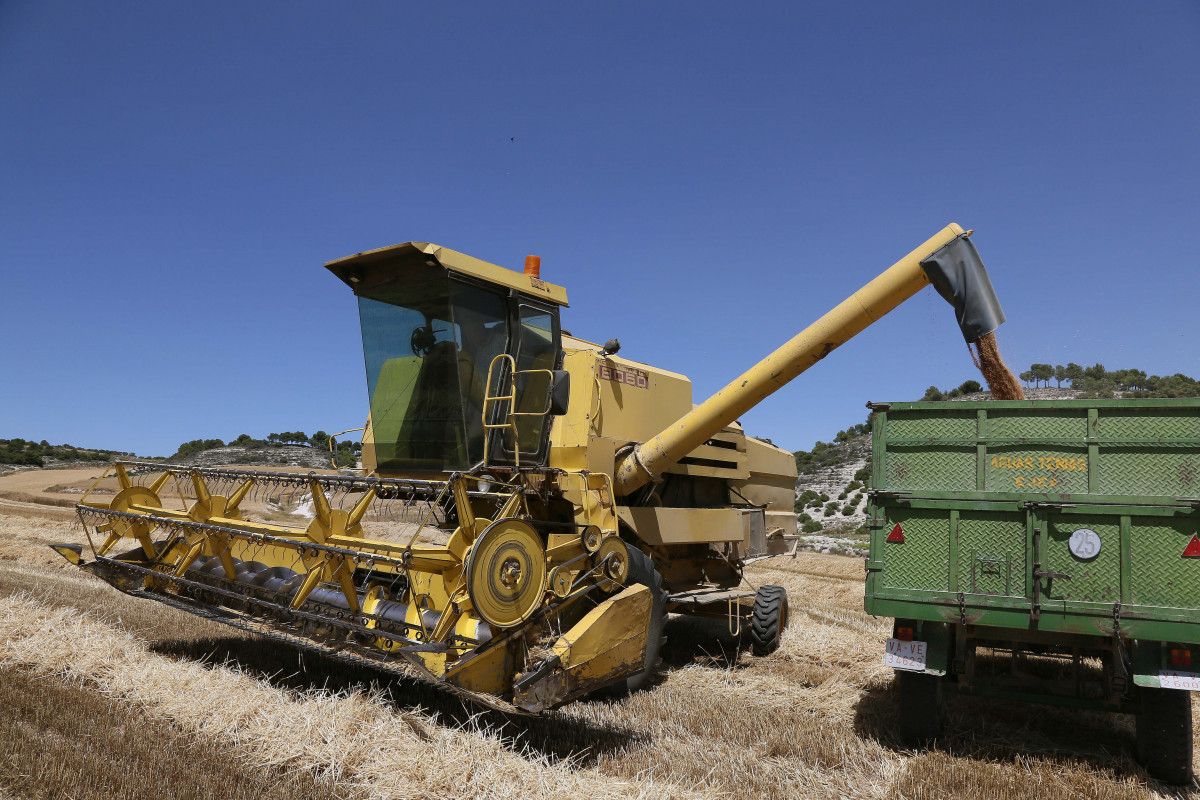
[484,299,561,467]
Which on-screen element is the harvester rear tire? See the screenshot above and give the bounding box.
[622,546,666,693]
[1136,687,1193,785]
[897,671,946,747]
[749,585,788,656]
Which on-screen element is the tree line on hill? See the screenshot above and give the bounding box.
[1015,363,1200,397]
[0,439,128,467]
[172,431,363,467]
[921,365,1200,401]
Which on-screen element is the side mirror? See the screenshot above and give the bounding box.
[549,370,570,416]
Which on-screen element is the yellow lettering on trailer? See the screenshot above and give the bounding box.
[992,456,1086,472]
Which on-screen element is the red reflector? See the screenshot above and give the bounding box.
[1172,648,1192,667]
[887,524,905,543]
[1183,535,1200,558]
[896,626,914,642]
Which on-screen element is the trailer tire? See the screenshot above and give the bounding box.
[749,585,788,656]
[622,546,666,693]
[1136,687,1193,785]
[897,671,946,747]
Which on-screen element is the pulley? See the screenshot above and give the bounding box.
[465,519,547,628]
[594,536,629,593]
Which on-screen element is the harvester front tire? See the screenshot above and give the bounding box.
[622,546,666,693]
[1136,687,1193,784]
[897,671,946,747]
[749,585,788,656]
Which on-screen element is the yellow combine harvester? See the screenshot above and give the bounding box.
[54,223,1007,711]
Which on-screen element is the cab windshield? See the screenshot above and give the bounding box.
[359,278,508,472]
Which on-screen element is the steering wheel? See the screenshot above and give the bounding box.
[411,325,438,356]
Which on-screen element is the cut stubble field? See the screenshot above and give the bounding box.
[0,469,1194,800]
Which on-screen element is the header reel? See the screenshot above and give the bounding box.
[58,461,653,712]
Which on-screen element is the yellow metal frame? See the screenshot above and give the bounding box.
[326,427,366,470]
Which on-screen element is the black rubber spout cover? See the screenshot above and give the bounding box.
[920,234,1006,342]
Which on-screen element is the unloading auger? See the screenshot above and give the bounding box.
[54,224,1012,712]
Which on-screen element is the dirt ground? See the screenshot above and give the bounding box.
[0,468,1195,800]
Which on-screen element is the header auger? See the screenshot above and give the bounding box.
[55,225,1010,711]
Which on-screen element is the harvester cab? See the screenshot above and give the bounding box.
[326,243,570,476]
[56,224,1011,712]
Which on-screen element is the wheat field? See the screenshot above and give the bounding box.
[0,472,1194,800]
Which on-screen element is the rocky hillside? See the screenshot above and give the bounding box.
[794,436,871,531]
[170,444,336,469]
[950,387,1096,402]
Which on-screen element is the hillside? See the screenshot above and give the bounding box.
[168,444,336,470]
[0,438,132,470]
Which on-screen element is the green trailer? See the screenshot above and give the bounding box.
[864,398,1200,784]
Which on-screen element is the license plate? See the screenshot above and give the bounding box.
[885,638,927,672]
[1159,670,1200,691]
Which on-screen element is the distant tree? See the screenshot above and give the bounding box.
[274,431,309,446]
[1019,370,1035,387]
[1084,363,1108,382]
[1053,365,1067,387]
[1117,369,1147,390]
[922,386,944,401]
[957,380,982,395]
[1030,363,1055,387]
[1064,363,1084,385]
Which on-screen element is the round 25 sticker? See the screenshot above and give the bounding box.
[1069,528,1102,560]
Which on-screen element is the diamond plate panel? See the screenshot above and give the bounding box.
[882,507,950,591]
[957,512,1026,596]
[1043,516,1121,604]
[886,446,975,492]
[1099,450,1200,496]
[888,412,975,440]
[985,445,1089,494]
[988,410,1086,440]
[1129,518,1200,608]
[1098,410,1200,441]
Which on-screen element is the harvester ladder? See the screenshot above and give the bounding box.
[481,354,555,466]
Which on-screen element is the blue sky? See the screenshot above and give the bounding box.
[2,2,1198,457]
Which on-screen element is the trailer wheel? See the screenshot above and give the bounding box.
[749,585,789,656]
[622,546,666,692]
[1136,687,1193,785]
[897,670,946,747]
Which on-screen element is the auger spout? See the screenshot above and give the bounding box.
[613,223,1006,496]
